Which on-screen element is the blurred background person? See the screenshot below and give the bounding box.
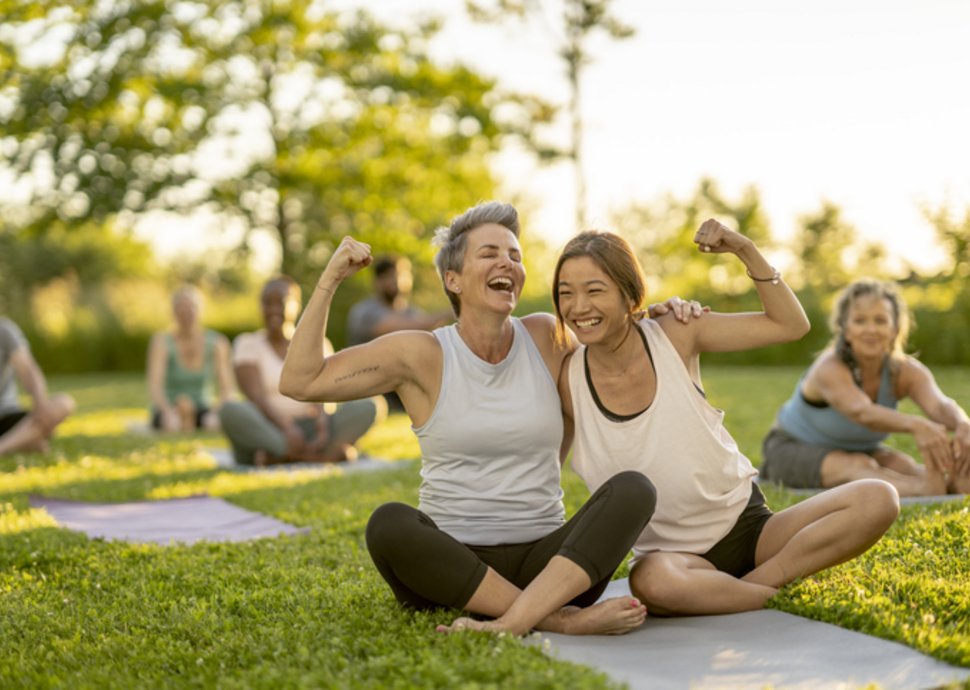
[761,279,970,496]
[0,317,75,456]
[347,254,451,411]
[146,285,234,432]
[220,276,384,466]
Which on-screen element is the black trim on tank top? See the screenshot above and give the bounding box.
[585,325,656,422]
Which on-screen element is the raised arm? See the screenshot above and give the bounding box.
[280,237,435,407]
[680,219,810,355]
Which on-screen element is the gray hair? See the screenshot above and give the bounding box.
[433,201,520,317]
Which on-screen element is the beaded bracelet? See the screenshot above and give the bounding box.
[746,267,781,285]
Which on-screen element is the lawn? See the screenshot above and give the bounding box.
[1,368,968,688]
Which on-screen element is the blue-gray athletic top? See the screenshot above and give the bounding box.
[776,363,897,451]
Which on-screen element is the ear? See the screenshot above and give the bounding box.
[444,270,461,294]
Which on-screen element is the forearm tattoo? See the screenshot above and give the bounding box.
[334,366,380,384]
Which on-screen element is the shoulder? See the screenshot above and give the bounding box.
[894,355,934,391]
[521,312,570,354]
[804,351,855,395]
[149,331,170,349]
[807,350,844,379]
[232,331,263,359]
[653,313,693,355]
[0,317,26,345]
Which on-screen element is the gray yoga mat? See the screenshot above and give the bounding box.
[204,447,403,474]
[536,578,969,690]
[29,494,310,545]
[756,477,969,506]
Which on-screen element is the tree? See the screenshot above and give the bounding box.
[466,0,634,233]
[0,0,516,289]
[924,203,970,278]
[610,178,773,300]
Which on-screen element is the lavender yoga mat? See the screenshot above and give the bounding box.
[29,495,309,545]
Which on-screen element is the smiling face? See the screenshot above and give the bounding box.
[556,256,632,346]
[445,223,525,317]
[172,292,200,332]
[844,294,898,361]
[261,279,302,338]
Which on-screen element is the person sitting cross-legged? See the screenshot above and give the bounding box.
[0,317,75,457]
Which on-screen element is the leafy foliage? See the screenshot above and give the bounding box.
[0,0,512,290]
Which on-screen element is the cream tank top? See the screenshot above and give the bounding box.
[415,318,566,545]
[569,318,757,557]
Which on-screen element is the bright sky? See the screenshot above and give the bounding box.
[364,0,970,274]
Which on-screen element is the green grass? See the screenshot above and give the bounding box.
[1,368,968,687]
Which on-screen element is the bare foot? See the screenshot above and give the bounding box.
[948,472,970,494]
[920,468,948,496]
[175,396,196,432]
[436,617,507,635]
[435,597,647,637]
[557,597,646,635]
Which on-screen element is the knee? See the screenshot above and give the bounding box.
[609,470,658,517]
[218,401,246,428]
[53,394,75,419]
[365,502,421,557]
[849,479,900,530]
[631,562,683,610]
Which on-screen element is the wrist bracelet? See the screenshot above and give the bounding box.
[746,267,781,285]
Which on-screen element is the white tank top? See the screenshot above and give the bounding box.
[569,318,756,556]
[415,318,565,545]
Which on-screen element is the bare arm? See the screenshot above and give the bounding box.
[280,237,430,406]
[900,357,970,470]
[371,309,451,338]
[212,335,235,406]
[811,355,954,472]
[688,219,810,355]
[10,347,58,428]
[557,351,576,466]
[146,333,173,415]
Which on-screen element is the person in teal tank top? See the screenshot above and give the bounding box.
[762,279,970,496]
[146,285,234,432]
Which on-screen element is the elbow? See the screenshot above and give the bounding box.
[278,373,306,401]
[781,314,811,343]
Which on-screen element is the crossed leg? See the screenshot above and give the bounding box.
[0,394,75,456]
[367,471,656,636]
[444,556,646,636]
[631,479,899,616]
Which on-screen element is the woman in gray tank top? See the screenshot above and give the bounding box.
[282,201,696,637]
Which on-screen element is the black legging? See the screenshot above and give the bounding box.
[366,470,656,611]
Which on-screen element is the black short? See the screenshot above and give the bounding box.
[0,410,28,436]
[700,483,773,577]
[150,407,211,430]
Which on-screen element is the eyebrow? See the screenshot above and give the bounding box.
[476,243,520,254]
[558,278,609,287]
